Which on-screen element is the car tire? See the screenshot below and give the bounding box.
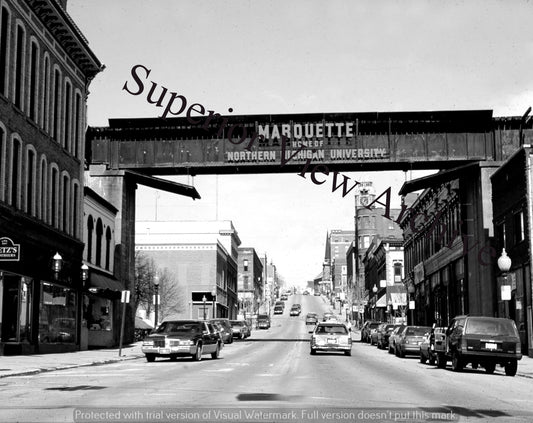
[388,345,394,354]
[344,350,352,356]
[310,349,316,355]
[170,355,178,361]
[436,353,446,369]
[505,360,517,376]
[428,356,436,366]
[211,343,220,360]
[399,348,405,358]
[485,362,496,374]
[145,354,156,363]
[451,351,463,372]
[193,344,203,361]
[420,352,427,364]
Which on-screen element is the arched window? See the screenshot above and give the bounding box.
[72,181,79,238]
[42,54,50,131]
[14,23,25,110]
[87,215,94,263]
[10,136,21,208]
[52,67,61,143]
[105,226,112,270]
[73,91,82,158]
[64,79,71,152]
[38,155,47,221]
[95,218,103,267]
[61,173,69,233]
[25,146,36,215]
[50,165,58,227]
[0,124,5,202]
[0,6,10,96]
[28,39,39,121]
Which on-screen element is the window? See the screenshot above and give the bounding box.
[10,137,21,207]
[394,262,402,282]
[61,174,69,233]
[72,182,79,238]
[105,227,112,270]
[25,147,35,215]
[39,282,76,343]
[95,218,103,266]
[14,24,24,110]
[64,80,71,151]
[52,68,61,142]
[39,157,47,221]
[243,275,249,290]
[28,41,38,121]
[0,6,10,96]
[50,166,58,227]
[42,55,49,131]
[74,92,81,158]
[363,236,370,249]
[0,125,4,201]
[87,216,94,263]
[514,211,525,244]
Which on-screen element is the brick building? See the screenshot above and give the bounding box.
[0,0,102,354]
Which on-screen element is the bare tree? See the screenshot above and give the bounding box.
[157,267,185,321]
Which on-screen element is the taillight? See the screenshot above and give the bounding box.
[516,342,521,354]
[460,337,467,351]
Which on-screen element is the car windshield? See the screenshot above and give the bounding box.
[405,327,431,336]
[231,321,245,327]
[316,325,348,335]
[465,318,517,336]
[155,322,201,334]
[369,323,380,329]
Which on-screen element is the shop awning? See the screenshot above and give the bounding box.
[376,294,387,308]
[89,271,124,292]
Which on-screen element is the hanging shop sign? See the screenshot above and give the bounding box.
[0,237,20,261]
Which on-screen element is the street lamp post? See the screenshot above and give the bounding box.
[154,274,160,328]
[372,284,378,320]
[211,288,217,319]
[202,295,207,320]
[498,248,512,318]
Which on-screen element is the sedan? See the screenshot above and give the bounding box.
[230,320,251,339]
[141,320,222,362]
[419,326,446,365]
[376,323,396,349]
[396,325,432,358]
[305,313,319,325]
[310,322,352,356]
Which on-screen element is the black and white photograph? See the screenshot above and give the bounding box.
[1,0,533,422]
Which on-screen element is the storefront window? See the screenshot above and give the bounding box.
[85,294,113,331]
[39,282,76,343]
[0,272,32,343]
[19,278,32,342]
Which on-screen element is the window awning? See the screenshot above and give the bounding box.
[89,271,123,292]
[376,294,387,308]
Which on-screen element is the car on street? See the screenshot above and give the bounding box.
[305,313,319,325]
[141,320,222,362]
[310,322,352,356]
[280,294,289,301]
[375,323,396,349]
[303,290,310,295]
[388,325,407,354]
[419,326,446,365]
[290,304,301,316]
[209,318,233,344]
[230,320,251,339]
[435,315,522,376]
[256,314,271,329]
[361,320,381,343]
[274,304,284,314]
[314,291,321,296]
[322,312,334,322]
[395,325,432,357]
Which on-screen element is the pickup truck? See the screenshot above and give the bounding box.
[435,315,522,376]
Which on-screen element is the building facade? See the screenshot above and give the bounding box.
[237,247,263,319]
[135,220,239,321]
[0,0,102,354]
[491,145,533,356]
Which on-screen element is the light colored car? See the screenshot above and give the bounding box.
[230,320,251,339]
[310,322,352,356]
[388,325,406,354]
[396,326,432,357]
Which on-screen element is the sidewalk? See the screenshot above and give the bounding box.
[0,342,144,379]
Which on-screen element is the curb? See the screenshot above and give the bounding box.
[0,354,144,379]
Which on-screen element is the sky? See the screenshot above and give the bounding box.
[68,0,533,287]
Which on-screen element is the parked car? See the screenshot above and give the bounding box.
[306,313,319,325]
[396,325,432,357]
[257,314,271,329]
[419,326,446,365]
[141,320,222,362]
[388,325,407,354]
[280,294,288,301]
[376,323,396,349]
[314,291,321,296]
[310,322,352,356]
[361,320,381,343]
[322,312,334,322]
[435,315,522,376]
[209,318,233,344]
[230,320,251,339]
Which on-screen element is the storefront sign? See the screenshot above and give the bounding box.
[0,237,20,261]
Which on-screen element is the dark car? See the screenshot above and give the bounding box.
[290,304,301,316]
[361,320,381,343]
[141,320,222,362]
[230,320,251,339]
[306,313,319,325]
[396,325,432,357]
[257,314,271,329]
[310,322,352,356]
[436,315,522,376]
[274,305,284,314]
[376,324,396,349]
[419,326,446,365]
[209,318,233,344]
